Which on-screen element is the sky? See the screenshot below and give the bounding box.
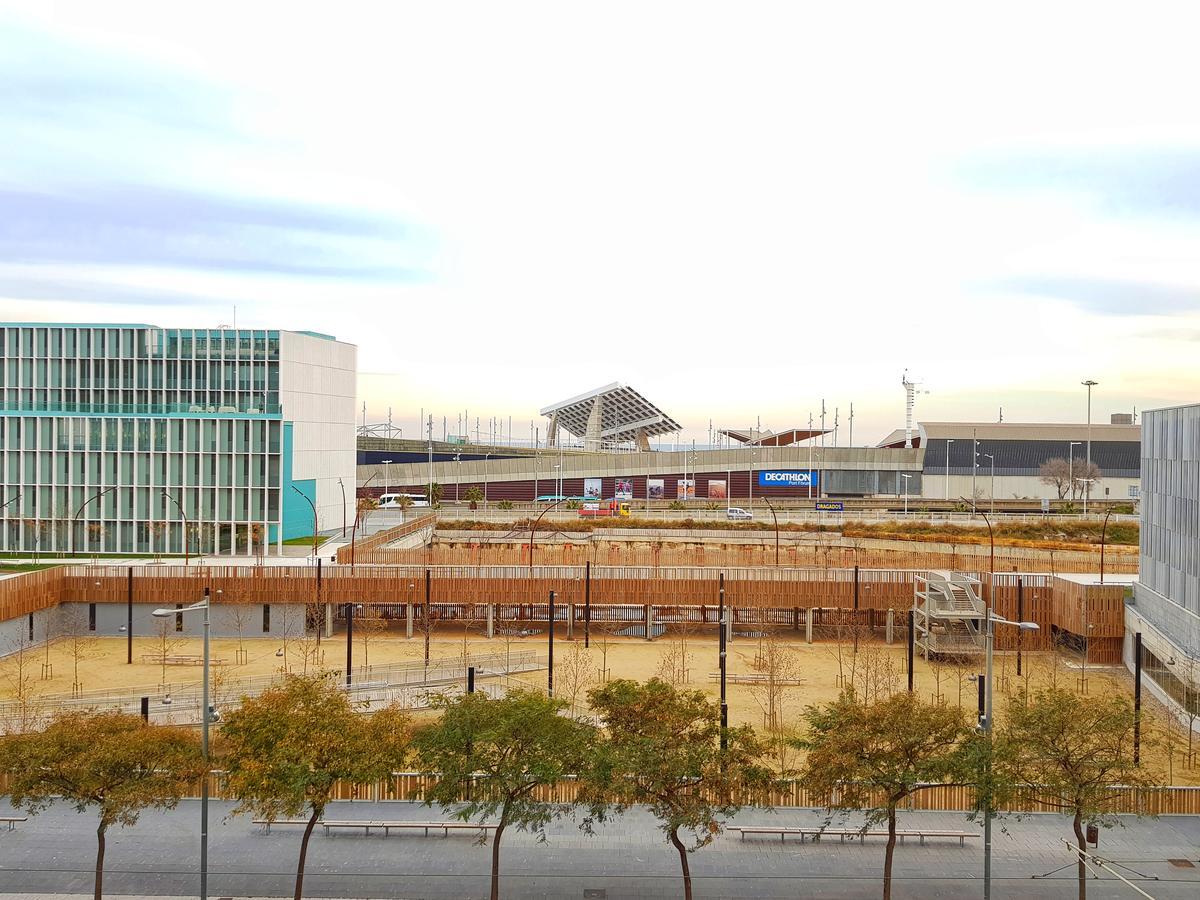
[2,1,1200,446]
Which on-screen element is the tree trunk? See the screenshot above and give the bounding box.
[94,820,107,900]
[295,807,322,900]
[490,810,509,900]
[882,807,898,900]
[669,825,693,900]
[1072,811,1087,900]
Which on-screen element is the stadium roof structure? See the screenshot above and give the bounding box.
[720,427,828,447]
[540,382,681,450]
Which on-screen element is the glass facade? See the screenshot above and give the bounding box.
[0,325,284,555]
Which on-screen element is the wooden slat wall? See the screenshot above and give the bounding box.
[0,565,1130,659]
[0,568,66,621]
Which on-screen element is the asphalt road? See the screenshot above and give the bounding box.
[1,800,1198,899]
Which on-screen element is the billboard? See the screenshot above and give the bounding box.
[677,479,695,500]
[614,478,633,501]
[707,479,727,500]
[584,478,602,500]
[757,470,818,489]
[647,478,665,500]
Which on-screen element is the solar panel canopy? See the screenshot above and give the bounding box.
[540,382,681,444]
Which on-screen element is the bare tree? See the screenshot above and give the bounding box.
[229,605,252,665]
[1071,461,1102,501]
[58,606,99,696]
[1,635,41,733]
[748,629,801,730]
[556,641,595,715]
[654,622,694,687]
[152,618,187,688]
[358,608,388,674]
[593,623,617,684]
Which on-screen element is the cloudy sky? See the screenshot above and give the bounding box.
[2,1,1199,445]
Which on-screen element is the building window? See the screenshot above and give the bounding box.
[1129,486,1140,499]
[28,613,34,642]
[88,603,96,632]
[176,603,184,633]
[262,604,270,633]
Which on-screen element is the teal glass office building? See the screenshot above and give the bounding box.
[0,324,356,556]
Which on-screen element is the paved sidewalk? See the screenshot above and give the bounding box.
[1,799,1197,898]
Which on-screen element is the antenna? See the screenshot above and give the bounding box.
[901,370,930,449]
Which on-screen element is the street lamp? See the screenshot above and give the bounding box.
[944,439,955,501]
[73,486,115,558]
[982,609,1041,900]
[162,489,190,565]
[453,453,461,504]
[760,494,780,566]
[1082,380,1098,515]
[337,478,347,537]
[484,452,492,508]
[983,454,995,514]
[382,459,393,498]
[152,591,214,900]
[900,473,912,516]
[552,464,561,500]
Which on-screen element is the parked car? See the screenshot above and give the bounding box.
[726,507,753,520]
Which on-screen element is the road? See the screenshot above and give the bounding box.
[1,800,1197,899]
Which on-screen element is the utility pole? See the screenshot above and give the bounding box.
[427,414,434,506]
[1082,379,1098,515]
[848,402,854,448]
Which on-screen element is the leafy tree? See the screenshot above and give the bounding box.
[464,486,484,511]
[219,674,412,900]
[0,712,203,900]
[798,690,980,900]
[993,687,1160,900]
[583,679,773,900]
[428,481,444,506]
[416,690,596,900]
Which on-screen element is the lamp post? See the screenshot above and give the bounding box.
[382,459,393,498]
[718,572,727,752]
[484,452,492,509]
[337,478,347,537]
[552,464,561,500]
[289,484,319,563]
[1099,507,1115,585]
[982,609,1041,900]
[344,602,363,686]
[760,494,779,566]
[162,489,190,565]
[152,591,213,900]
[1068,442,1082,504]
[73,486,115,558]
[983,454,995,514]
[944,439,955,501]
[453,453,460,504]
[900,473,912,516]
[1082,379,1098,515]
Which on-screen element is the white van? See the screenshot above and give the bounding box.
[379,493,430,508]
[726,507,753,520]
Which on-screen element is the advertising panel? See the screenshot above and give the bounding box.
[677,479,696,500]
[757,470,818,489]
[584,478,602,500]
[707,479,727,500]
[614,478,634,501]
[647,478,665,500]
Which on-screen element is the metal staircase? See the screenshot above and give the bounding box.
[913,571,986,658]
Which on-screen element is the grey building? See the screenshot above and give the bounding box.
[1128,402,1200,728]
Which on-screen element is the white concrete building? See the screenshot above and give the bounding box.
[0,323,356,555]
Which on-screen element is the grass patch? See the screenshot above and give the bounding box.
[0,563,62,572]
[282,534,331,547]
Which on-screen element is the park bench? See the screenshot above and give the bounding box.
[707,673,805,686]
[254,818,497,838]
[727,825,978,847]
[0,816,27,831]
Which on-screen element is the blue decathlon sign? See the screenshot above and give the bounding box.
[757,470,817,489]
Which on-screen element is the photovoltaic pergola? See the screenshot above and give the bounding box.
[539,382,682,451]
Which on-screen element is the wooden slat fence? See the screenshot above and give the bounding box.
[336,513,436,564]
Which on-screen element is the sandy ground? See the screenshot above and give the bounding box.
[2,624,1196,784]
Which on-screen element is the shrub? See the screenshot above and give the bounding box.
[497,500,514,510]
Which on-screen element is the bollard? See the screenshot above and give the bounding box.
[324,603,334,639]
